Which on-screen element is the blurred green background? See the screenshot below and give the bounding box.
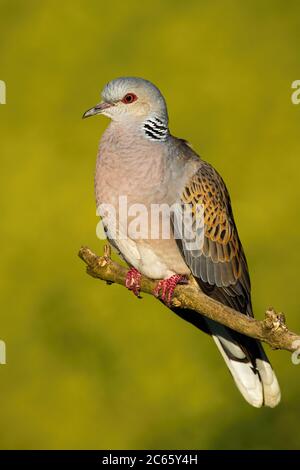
[0,0,299,450]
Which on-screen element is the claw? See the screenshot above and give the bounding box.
[125,267,142,297]
[153,274,187,306]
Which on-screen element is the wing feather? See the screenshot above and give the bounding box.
[176,160,251,313]
[171,157,280,407]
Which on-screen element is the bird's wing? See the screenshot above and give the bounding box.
[174,159,252,315]
[172,158,280,407]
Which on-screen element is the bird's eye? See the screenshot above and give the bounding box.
[122,93,137,104]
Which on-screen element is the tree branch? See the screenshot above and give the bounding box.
[78,245,300,354]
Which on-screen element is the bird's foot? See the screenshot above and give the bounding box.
[125,267,142,298]
[153,274,187,306]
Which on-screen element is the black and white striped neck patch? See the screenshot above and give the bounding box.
[142,117,169,141]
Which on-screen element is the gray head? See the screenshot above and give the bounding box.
[83,77,169,128]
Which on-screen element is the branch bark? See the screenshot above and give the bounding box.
[78,245,300,354]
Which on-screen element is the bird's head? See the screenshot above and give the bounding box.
[83,77,169,127]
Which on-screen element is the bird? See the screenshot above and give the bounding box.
[83,77,281,408]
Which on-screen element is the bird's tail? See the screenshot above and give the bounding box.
[207,319,281,408]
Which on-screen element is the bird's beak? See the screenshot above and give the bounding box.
[82,101,113,119]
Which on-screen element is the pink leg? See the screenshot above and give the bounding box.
[125,267,142,297]
[153,274,187,306]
